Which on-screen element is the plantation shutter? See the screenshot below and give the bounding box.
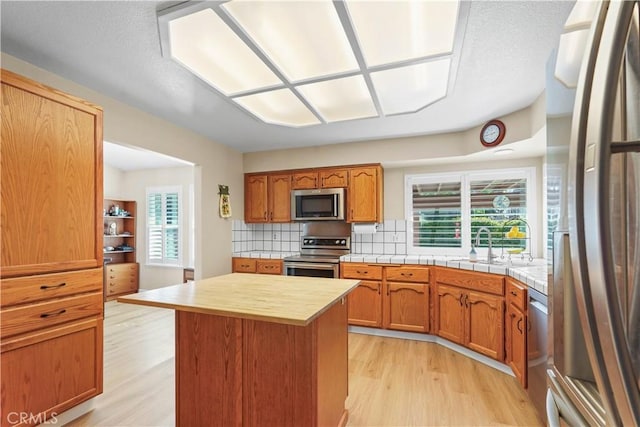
[411,181,462,248]
[147,188,181,265]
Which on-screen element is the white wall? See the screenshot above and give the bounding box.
[104,164,125,199]
[2,53,244,280]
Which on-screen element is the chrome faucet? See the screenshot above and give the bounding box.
[475,227,493,264]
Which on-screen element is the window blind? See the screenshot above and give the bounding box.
[147,188,181,265]
[411,181,462,248]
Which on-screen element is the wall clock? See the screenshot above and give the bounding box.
[480,120,506,147]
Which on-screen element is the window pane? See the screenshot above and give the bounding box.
[411,181,462,248]
[470,178,527,248]
[165,193,179,226]
[148,193,163,226]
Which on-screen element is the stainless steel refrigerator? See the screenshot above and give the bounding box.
[547,1,640,425]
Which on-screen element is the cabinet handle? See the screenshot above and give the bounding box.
[356,270,368,275]
[263,211,267,220]
[270,212,273,221]
[387,285,390,296]
[517,318,524,334]
[40,309,67,318]
[459,294,464,306]
[464,294,469,308]
[401,272,413,277]
[40,282,66,290]
[510,291,518,296]
[377,283,381,295]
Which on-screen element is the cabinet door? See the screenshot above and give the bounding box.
[232,257,257,273]
[347,167,380,223]
[506,303,528,388]
[347,280,382,327]
[384,282,429,333]
[466,291,504,360]
[320,169,348,188]
[291,172,318,190]
[268,174,291,223]
[245,175,268,223]
[1,73,103,278]
[1,318,103,427]
[434,284,465,345]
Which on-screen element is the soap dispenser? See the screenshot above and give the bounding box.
[469,244,478,262]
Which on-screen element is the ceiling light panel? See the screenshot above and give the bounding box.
[346,0,459,67]
[371,59,451,115]
[169,8,282,95]
[222,0,359,82]
[233,89,320,127]
[297,75,377,123]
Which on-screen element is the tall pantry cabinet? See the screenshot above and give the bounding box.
[0,70,104,426]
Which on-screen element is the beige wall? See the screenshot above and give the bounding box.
[2,53,244,280]
[104,164,125,199]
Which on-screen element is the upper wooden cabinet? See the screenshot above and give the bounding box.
[1,70,103,278]
[245,173,291,223]
[320,169,348,188]
[347,166,383,223]
[291,171,318,190]
[245,164,382,224]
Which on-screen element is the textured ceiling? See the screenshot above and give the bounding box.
[0,1,574,153]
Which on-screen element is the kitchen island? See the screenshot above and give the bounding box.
[118,273,360,427]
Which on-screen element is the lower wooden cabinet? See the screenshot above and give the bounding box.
[347,280,382,327]
[506,277,528,387]
[342,263,429,333]
[104,262,139,300]
[232,257,283,275]
[434,269,505,361]
[1,318,103,427]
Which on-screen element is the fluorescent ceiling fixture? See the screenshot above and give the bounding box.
[297,75,377,123]
[371,59,451,115]
[168,8,282,95]
[161,1,464,127]
[222,0,358,82]
[233,89,320,127]
[346,0,459,67]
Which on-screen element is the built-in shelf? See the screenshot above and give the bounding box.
[104,234,135,238]
[103,198,138,300]
[104,250,135,254]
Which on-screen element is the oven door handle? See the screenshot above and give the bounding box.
[284,262,338,271]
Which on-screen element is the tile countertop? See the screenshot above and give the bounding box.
[233,251,549,296]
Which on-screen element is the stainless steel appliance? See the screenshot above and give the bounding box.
[548,1,640,425]
[291,188,345,221]
[283,222,350,278]
[527,285,548,421]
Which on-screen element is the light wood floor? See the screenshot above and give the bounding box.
[67,302,542,426]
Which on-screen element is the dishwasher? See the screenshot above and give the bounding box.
[527,286,548,420]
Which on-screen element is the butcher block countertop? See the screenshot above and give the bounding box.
[118,273,360,326]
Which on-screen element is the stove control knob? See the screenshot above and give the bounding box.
[335,240,340,244]
[340,240,346,245]
[303,239,309,244]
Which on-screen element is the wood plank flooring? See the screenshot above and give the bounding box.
[66,301,542,426]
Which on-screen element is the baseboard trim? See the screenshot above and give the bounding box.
[348,326,513,376]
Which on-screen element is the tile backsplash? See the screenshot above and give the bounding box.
[232,219,409,255]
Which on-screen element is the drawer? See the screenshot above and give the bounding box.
[1,268,103,308]
[0,292,103,339]
[106,262,138,278]
[233,257,257,273]
[106,276,138,295]
[257,259,282,275]
[506,277,527,311]
[435,267,504,296]
[385,266,429,283]
[341,263,383,280]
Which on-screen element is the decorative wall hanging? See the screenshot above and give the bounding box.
[218,185,232,218]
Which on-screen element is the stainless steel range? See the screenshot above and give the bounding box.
[283,222,350,278]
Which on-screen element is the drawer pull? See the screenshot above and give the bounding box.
[510,291,518,296]
[401,273,413,277]
[40,282,67,290]
[356,270,368,274]
[40,309,67,318]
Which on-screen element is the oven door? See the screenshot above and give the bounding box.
[283,262,339,278]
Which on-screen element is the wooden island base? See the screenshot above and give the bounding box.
[175,300,348,427]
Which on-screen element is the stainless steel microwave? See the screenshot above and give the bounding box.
[291,188,345,221]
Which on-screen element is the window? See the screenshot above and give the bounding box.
[406,168,536,256]
[147,186,182,266]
